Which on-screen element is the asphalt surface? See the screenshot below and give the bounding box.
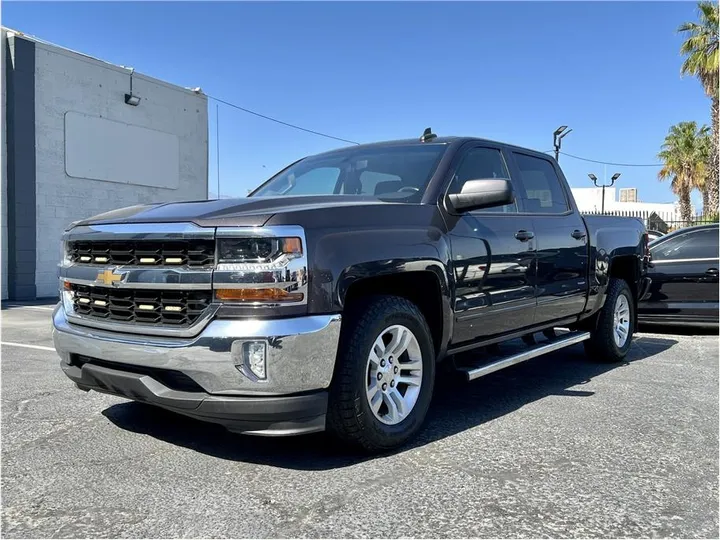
[1,303,718,538]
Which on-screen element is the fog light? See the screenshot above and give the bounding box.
[242,341,267,380]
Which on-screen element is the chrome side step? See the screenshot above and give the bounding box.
[460,331,591,381]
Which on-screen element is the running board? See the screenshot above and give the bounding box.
[460,331,591,381]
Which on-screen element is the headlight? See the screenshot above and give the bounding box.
[59,240,71,266]
[218,237,302,263]
[214,233,306,304]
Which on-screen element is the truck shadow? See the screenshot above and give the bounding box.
[102,335,678,470]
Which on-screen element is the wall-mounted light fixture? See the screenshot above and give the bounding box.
[124,67,141,106]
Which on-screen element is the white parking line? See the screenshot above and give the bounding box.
[3,305,56,311]
[1,342,55,352]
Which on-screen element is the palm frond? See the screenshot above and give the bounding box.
[678,1,719,96]
[657,120,709,195]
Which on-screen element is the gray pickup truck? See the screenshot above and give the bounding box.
[53,131,650,451]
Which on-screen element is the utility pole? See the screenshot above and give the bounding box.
[589,172,621,213]
[216,104,220,199]
[553,125,572,161]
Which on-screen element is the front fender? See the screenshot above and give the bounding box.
[306,224,454,359]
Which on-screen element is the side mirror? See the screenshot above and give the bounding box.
[448,178,514,212]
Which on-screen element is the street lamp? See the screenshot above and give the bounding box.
[553,125,573,161]
[589,172,621,214]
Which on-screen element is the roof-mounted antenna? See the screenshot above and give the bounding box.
[420,127,437,142]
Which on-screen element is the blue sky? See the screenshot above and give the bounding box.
[4,1,711,205]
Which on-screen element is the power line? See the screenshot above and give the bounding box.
[208,94,361,146]
[205,101,665,166]
[557,151,662,168]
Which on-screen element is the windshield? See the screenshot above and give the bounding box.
[250,144,447,201]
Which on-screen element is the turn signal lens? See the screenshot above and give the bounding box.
[62,280,72,291]
[282,237,302,254]
[215,288,304,302]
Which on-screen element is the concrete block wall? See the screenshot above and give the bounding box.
[3,29,209,299]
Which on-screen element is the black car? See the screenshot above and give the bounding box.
[639,223,719,327]
[647,229,665,242]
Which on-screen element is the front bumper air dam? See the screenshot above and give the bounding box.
[53,305,341,436]
[62,361,328,436]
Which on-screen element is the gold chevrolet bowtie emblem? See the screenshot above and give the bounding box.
[96,269,123,286]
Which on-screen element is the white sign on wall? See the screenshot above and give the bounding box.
[64,111,179,189]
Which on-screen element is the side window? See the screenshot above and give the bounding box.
[359,171,402,196]
[652,229,720,261]
[448,147,516,213]
[512,153,569,214]
[283,167,340,195]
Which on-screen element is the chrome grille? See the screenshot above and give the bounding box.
[69,240,215,267]
[69,284,212,327]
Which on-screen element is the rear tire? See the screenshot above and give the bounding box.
[327,295,435,452]
[585,278,634,363]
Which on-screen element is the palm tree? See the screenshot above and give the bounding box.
[657,121,710,223]
[678,1,719,215]
[695,129,713,212]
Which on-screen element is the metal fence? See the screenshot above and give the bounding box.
[582,210,718,234]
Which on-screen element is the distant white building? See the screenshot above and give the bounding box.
[618,187,637,202]
[570,187,691,220]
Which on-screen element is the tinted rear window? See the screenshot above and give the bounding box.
[513,153,569,214]
[652,228,719,260]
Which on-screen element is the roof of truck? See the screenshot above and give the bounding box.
[314,136,551,159]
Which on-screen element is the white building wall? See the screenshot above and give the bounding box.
[33,40,208,297]
[571,187,684,219]
[571,187,615,213]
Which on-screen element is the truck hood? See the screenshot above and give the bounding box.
[71,195,393,228]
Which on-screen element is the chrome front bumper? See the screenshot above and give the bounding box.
[52,305,342,396]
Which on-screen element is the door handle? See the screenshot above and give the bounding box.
[706,268,718,276]
[515,230,535,242]
[571,229,586,240]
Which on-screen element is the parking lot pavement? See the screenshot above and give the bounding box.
[1,304,718,538]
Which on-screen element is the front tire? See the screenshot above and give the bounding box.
[327,295,435,452]
[585,278,634,363]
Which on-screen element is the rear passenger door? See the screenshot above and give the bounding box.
[508,151,589,325]
[445,144,536,345]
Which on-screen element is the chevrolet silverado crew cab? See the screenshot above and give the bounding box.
[53,130,650,452]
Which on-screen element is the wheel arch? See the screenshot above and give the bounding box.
[339,262,452,361]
